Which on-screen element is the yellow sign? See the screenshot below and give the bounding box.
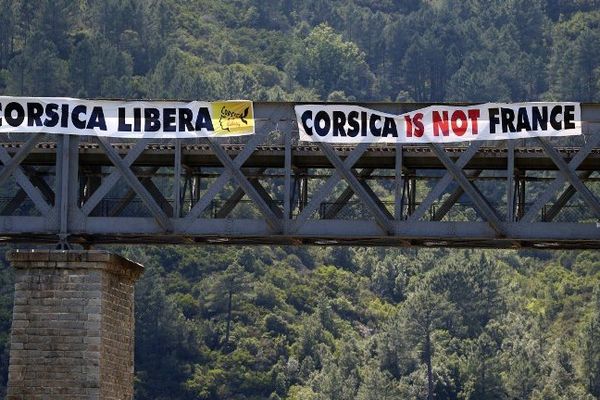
[211,101,255,136]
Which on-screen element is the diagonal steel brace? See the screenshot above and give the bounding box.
[206,140,282,230]
[292,142,370,232]
[521,134,600,222]
[97,137,172,230]
[321,168,374,219]
[429,143,504,235]
[0,137,51,215]
[432,170,483,221]
[0,134,43,185]
[81,139,151,215]
[537,138,600,219]
[216,167,266,218]
[184,131,269,221]
[318,142,394,234]
[408,141,484,221]
[543,171,593,222]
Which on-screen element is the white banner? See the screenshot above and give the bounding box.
[296,102,582,143]
[0,97,255,138]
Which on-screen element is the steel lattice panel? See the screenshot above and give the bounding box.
[0,102,599,249]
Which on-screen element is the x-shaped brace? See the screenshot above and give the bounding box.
[537,137,600,218]
[108,167,173,217]
[206,140,282,230]
[215,168,284,220]
[317,143,394,234]
[521,134,600,223]
[321,168,374,219]
[431,170,483,221]
[183,129,282,231]
[408,141,484,222]
[543,171,593,222]
[0,134,51,215]
[81,138,150,215]
[428,143,504,235]
[292,143,369,231]
[91,138,172,230]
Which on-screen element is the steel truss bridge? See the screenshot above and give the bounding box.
[0,102,599,249]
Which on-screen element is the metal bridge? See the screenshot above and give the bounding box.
[0,102,599,249]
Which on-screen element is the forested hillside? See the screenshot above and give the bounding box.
[0,0,599,399]
[1,0,600,103]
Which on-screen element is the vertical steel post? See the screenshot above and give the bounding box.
[192,174,200,204]
[408,175,417,216]
[182,171,190,211]
[301,172,308,211]
[283,131,292,230]
[173,139,182,218]
[517,173,526,220]
[54,134,78,248]
[395,144,403,221]
[507,140,515,222]
[58,135,70,246]
[68,135,80,216]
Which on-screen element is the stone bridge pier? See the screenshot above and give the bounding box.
[6,250,143,400]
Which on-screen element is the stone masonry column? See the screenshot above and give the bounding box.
[6,250,144,400]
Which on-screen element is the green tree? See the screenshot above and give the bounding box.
[500,312,545,399]
[356,362,401,400]
[134,263,199,400]
[36,0,77,58]
[0,0,16,69]
[578,289,600,397]
[458,327,504,399]
[69,34,134,97]
[310,338,361,400]
[402,284,456,400]
[532,337,592,399]
[220,262,250,348]
[286,23,374,99]
[427,253,504,337]
[546,11,600,101]
[147,48,223,100]
[7,33,69,95]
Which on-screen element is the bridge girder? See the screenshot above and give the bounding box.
[0,102,599,249]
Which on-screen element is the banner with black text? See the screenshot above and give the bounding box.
[296,103,581,143]
[0,97,255,138]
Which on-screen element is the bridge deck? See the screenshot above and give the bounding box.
[8,142,600,170]
[0,102,598,249]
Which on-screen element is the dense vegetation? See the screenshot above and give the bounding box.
[1,0,600,103]
[0,0,599,399]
